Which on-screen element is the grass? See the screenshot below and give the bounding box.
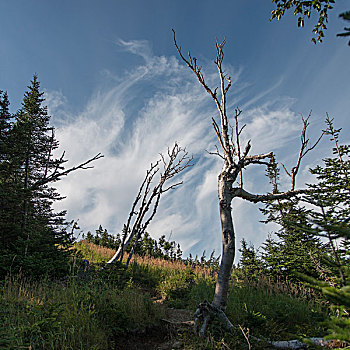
[0,240,333,349]
[0,274,165,349]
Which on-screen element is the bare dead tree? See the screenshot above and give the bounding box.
[106,142,192,266]
[173,30,322,335]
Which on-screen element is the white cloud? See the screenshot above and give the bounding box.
[48,39,315,261]
[117,39,153,63]
[243,102,301,154]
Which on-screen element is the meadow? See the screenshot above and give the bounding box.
[0,241,336,349]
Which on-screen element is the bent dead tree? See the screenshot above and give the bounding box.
[173,30,321,336]
[106,142,192,266]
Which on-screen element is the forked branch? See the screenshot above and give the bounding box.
[173,29,233,165]
[281,112,324,190]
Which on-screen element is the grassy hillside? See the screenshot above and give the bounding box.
[0,241,335,349]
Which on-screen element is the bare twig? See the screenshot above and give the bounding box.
[239,324,251,350]
[206,145,225,160]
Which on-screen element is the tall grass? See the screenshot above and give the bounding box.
[0,275,165,349]
[0,240,332,349]
[75,241,328,339]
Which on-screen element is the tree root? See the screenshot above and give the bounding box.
[193,301,337,349]
[193,300,234,336]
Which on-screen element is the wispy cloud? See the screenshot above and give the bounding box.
[117,39,153,63]
[48,39,309,260]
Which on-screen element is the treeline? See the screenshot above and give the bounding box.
[83,225,221,268]
[84,225,183,261]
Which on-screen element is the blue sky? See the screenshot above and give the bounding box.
[1,0,349,261]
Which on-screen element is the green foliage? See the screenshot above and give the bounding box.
[303,116,350,285]
[181,275,327,349]
[286,117,350,342]
[270,0,336,43]
[298,223,350,342]
[158,267,196,307]
[185,250,220,269]
[307,116,349,222]
[260,198,324,279]
[258,116,350,283]
[85,225,121,250]
[238,239,263,279]
[85,226,184,261]
[0,275,165,349]
[226,277,326,340]
[1,237,334,350]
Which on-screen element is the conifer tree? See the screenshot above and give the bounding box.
[300,223,350,342]
[304,116,350,285]
[295,117,350,340]
[261,198,325,279]
[0,90,11,143]
[0,76,70,276]
[0,76,102,278]
[260,155,325,279]
[238,239,262,279]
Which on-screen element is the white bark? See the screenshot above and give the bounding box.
[269,337,333,349]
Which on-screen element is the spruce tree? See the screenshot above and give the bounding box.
[260,165,325,279]
[0,76,102,279]
[300,224,350,342]
[238,239,262,279]
[0,77,70,278]
[16,75,73,277]
[304,116,350,285]
[297,117,350,340]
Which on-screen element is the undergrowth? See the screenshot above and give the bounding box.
[0,241,333,349]
[0,274,165,349]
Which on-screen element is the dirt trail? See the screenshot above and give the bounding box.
[114,307,193,350]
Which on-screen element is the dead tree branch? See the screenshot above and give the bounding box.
[31,153,104,190]
[106,142,192,266]
[281,112,324,190]
[231,187,310,203]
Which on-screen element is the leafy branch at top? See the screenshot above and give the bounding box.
[270,0,335,43]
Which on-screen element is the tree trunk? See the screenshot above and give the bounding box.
[22,148,30,257]
[212,171,235,310]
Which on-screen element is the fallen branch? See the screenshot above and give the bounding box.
[265,337,334,349]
